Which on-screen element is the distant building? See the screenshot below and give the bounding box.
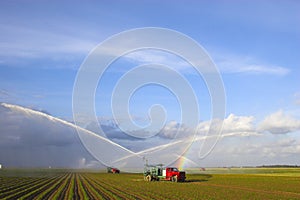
[0,164,2,169]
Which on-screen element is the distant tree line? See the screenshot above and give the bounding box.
[257,165,300,168]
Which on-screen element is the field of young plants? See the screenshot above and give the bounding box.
[0,168,300,199]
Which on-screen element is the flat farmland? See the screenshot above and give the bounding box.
[0,168,300,199]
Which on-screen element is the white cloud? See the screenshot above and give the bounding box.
[233,64,289,75]
[258,110,300,134]
[158,121,193,139]
[1,103,300,168]
[118,48,290,76]
[0,25,96,55]
[186,133,300,167]
[223,114,255,133]
[197,114,257,137]
[294,92,300,105]
[277,138,297,147]
[0,24,97,68]
[215,53,290,76]
[124,50,194,73]
[0,89,11,99]
[259,138,300,159]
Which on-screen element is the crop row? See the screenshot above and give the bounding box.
[0,171,300,199]
[0,172,181,199]
[0,172,151,199]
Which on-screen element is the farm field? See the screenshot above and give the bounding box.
[0,168,300,199]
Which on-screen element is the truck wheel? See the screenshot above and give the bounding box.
[171,176,177,182]
[146,175,152,182]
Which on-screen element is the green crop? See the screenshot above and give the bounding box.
[0,168,299,199]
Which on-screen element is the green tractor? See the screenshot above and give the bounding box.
[144,164,186,182]
[107,167,120,174]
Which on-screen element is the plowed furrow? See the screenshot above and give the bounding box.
[57,173,73,200]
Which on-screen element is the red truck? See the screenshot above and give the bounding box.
[144,164,186,182]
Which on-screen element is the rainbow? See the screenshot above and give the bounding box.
[174,152,199,170]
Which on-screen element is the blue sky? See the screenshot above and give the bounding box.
[1,0,299,119]
[0,1,300,168]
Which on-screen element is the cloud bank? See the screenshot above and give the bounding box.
[259,110,300,134]
[0,103,299,168]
